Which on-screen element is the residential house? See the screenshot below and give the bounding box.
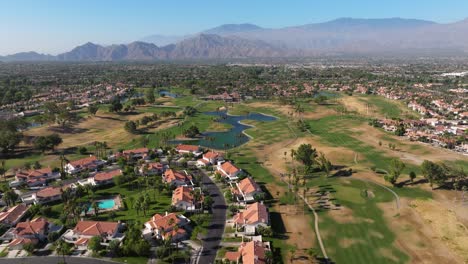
[90,169,123,186]
[233,177,263,203]
[172,186,201,212]
[175,144,203,157]
[13,168,60,188]
[6,217,50,250]
[197,151,223,167]
[217,161,241,181]
[143,213,189,241]
[122,148,149,160]
[31,186,64,205]
[0,204,29,227]
[65,156,105,174]
[163,169,193,187]
[233,202,269,235]
[139,162,165,175]
[224,241,271,264]
[62,221,124,249]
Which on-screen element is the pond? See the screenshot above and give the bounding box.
[159,90,179,98]
[170,111,277,149]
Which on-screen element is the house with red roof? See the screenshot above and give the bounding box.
[163,169,193,187]
[143,213,190,242]
[172,186,202,212]
[122,147,150,160]
[4,217,53,250]
[89,169,123,186]
[233,202,269,235]
[0,204,29,227]
[13,168,60,188]
[232,177,263,203]
[139,162,165,176]
[223,241,271,264]
[62,220,124,249]
[217,161,241,181]
[31,186,69,205]
[65,155,105,174]
[197,151,224,167]
[175,144,203,157]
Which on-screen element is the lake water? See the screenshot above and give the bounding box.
[171,111,277,149]
[159,90,179,98]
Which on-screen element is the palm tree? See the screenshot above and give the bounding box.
[0,160,6,182]
[92,201,99,217]
[134,199,141,216]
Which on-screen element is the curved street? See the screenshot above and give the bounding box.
[196,170,227,264]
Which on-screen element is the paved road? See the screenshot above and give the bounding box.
[197,171,227,264]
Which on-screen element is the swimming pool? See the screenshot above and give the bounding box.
[87,199,115,212]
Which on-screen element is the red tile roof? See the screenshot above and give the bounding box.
[16,168,52,179]
[0,204,29,225]
[233,202,269,225]
[94,169,122,182]
[123,148,149,155]
[172,186,194,205]
[219,161,240,176]
[237,178,261,195]
[239,241,267,264]
[14,217,49,236]
[203,151,221,159]
[176,144,200,152]
[146,213,181,231]
[74,221,119,237]
[164,169,192,184]
[36,187,62,198]
[69,156,98,167]
[8,238,38,248]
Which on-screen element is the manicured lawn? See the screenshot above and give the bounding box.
[42,179,172,225]
[357,95,419,119]
[306,115,420,174]
[307,175,411,264]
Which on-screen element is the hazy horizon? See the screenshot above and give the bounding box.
[1,0,468,55]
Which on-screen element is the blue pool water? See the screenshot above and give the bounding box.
[88,199,115,212]
[170,111,277,149]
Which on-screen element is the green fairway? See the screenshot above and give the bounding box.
[309,175,409,264]
[306,115,420,174]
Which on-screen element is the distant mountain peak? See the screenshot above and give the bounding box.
[203,23,264,35]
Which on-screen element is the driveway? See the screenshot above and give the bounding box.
[197,170,227,264]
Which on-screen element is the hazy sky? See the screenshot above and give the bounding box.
[1,0,467,55]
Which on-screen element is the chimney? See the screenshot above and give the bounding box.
[165,211,168,216]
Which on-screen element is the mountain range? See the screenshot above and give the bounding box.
[2,18,468,61]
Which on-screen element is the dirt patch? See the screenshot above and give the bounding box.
[378,248,400,263]
[411,199,468,263]
[380,199,465,263]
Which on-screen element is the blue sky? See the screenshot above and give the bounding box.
[1,0,467,55]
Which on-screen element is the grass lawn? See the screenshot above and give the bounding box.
[306,115,421,174]
[41,179,172,225]
[307,174,415,264]
[357,95,419,119]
